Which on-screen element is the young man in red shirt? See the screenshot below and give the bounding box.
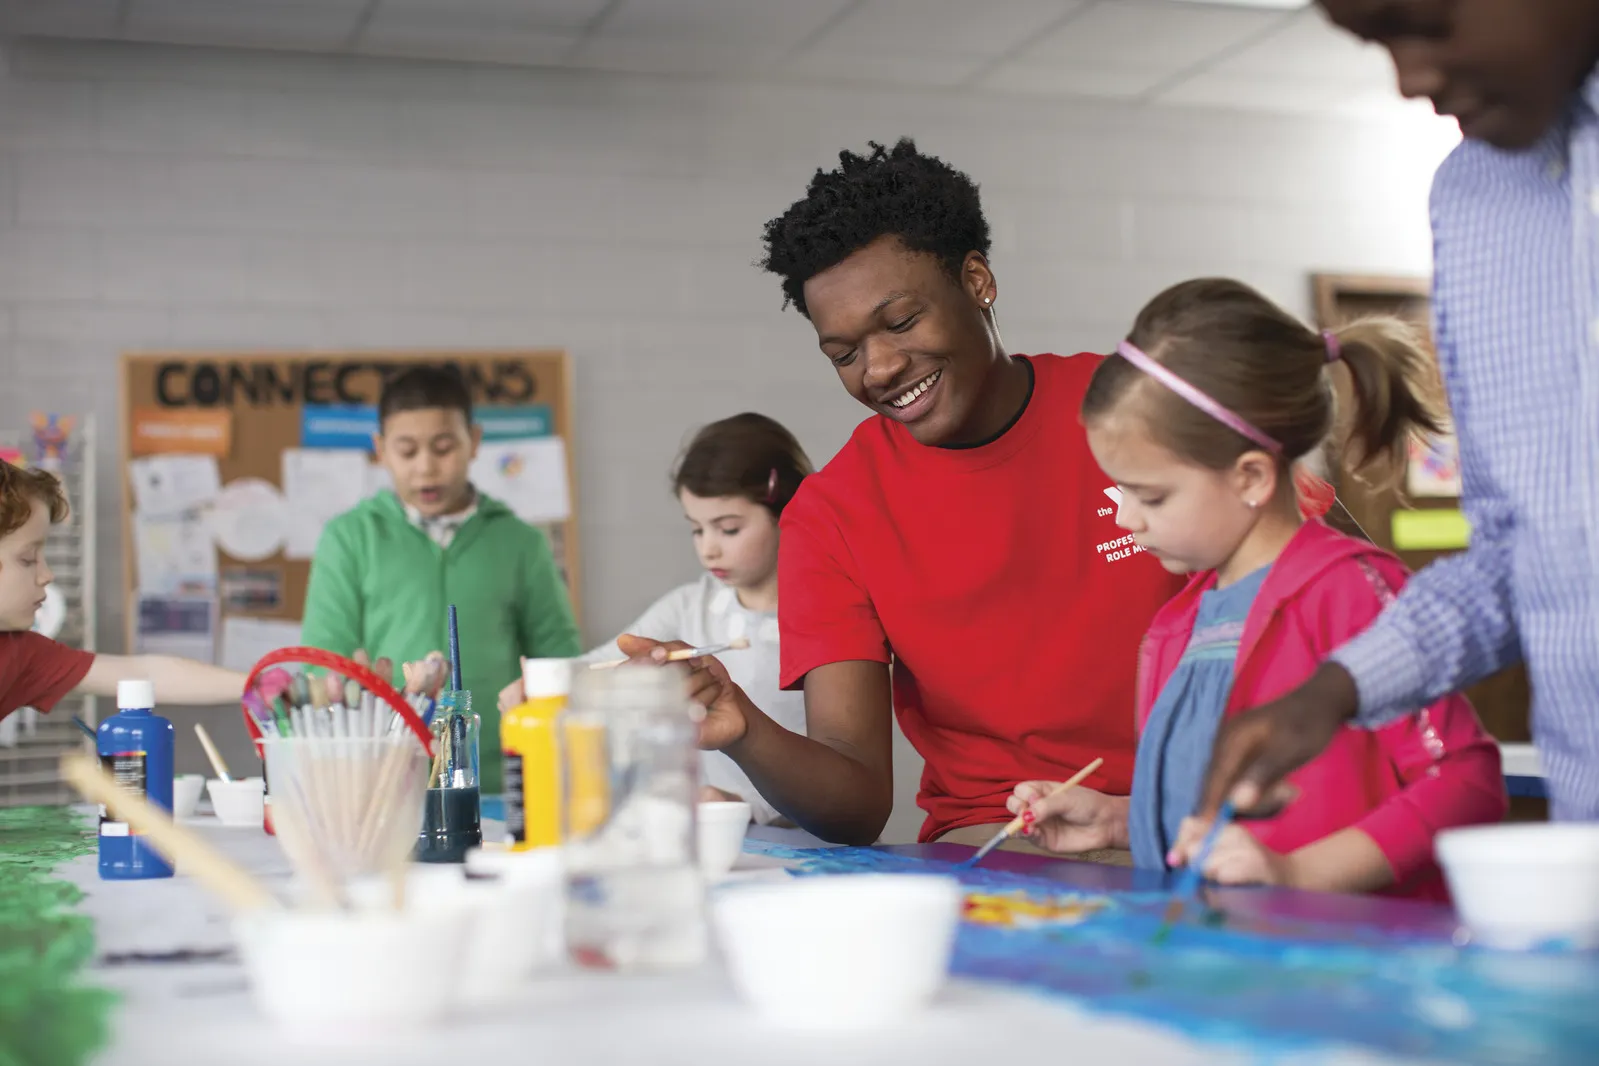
[0,461,246,724]
[624,139,1181,852]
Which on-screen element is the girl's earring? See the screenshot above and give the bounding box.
[984,296,992,305]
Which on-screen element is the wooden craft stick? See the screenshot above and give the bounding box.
[59,751,278,913]
[193,723,231,781]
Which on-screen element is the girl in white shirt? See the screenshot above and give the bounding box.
[499,412,814,825]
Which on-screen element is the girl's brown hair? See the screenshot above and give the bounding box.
[1081,278,1445,492]
[0,460,70,540]
[672,413,815,518]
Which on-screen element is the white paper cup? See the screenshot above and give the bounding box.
[173,773,205,819]
[697,801,751,878]
[1438,823,1599,949]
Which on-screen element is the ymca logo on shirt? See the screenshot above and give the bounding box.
[1093,486,1145,565]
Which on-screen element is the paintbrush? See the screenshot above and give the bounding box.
[957,757,1104,870]
[193,723,231,781]
[71,716,96,740]
[1154,798,1237,941]
[447,605,463,693]
[588,636,752,670]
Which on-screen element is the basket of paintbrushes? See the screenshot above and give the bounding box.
[240,648,440,887]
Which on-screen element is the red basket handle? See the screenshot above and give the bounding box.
[240,646,434,755]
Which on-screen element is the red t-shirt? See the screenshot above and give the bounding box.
[0,631,94,721]
[779,353,1184,842]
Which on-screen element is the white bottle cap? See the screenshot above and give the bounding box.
[521,658,571,700]
[117,679,155,710]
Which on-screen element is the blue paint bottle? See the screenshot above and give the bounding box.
[97,679,174,880]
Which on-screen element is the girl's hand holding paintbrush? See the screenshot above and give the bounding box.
[1006,779,1129,855]
[1167,815,1291,887]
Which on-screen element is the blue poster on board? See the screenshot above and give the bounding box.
[301,404,379,450]
[478,405,553,441]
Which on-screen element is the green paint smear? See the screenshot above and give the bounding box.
[0,806,116,1066]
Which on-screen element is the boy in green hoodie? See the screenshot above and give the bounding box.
[301,364,581,794]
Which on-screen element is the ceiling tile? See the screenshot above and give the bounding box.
[1152,71,1348,115]
[370,0,611,33]
[802,0,1086,59]
[786,50,988,89]
[124,0,367,51]
[982,60,1169,100]
[1020,0,1286,69]
[0,0,120,37]
[355,28,580,66]
[1202,6,1391,84]
[585,0,853,49]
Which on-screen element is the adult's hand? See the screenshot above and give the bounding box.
[614,634,752,751]
[1197,662,1360,818]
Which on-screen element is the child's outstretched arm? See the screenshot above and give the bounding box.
[77,654,247,705]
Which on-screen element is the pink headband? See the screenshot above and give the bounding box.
[1322,330,1342,364]
[1114,341,1282,454]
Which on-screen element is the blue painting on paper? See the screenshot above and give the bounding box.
[741,841,1599,1065]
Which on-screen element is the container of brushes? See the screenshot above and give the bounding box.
[416,690,482,864]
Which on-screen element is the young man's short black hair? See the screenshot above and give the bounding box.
[759,137,991,319]
[378,364,473,426]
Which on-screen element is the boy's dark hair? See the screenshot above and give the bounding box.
[672,413,814,519]
[759,137,991,318]
[378,364,473,426]
[0,460,69,540]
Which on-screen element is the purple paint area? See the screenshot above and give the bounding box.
[740,840,1599,1064]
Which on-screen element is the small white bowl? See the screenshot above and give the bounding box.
[464,845,566,970]
[207,777,265,827]
[345,859,562,1007]
[235,903,470,1038]
[1438,822,1599,948]
[173,774,205,819]
[712,873,962,1029]
[698,801,752,879]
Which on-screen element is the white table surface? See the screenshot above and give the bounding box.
[67,818,1407,1066]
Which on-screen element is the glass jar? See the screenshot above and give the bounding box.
[415,690,482,863]
[561,663,704,970]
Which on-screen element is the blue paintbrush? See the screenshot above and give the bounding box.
[71,716,96,740]
[446,604,462,693]
[1154,798,1236,942]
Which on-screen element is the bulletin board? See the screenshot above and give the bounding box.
[117,351,581,660]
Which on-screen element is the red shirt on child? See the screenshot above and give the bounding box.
[779,353,1184,842]
[0,631,93,720]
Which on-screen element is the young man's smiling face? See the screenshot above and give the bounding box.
[802,235,1002,447]
[1320,0,1599,150]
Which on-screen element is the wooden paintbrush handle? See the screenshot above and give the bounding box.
[193,723,231,780]
[1003,756,1106,836]
[60,751,277,912]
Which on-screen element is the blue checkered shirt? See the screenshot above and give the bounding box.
[1331,74,1599,821]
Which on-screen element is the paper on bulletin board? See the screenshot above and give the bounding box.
[281,448,369,558]
[134,510,218,596]
[1406,432,1461,498]
[1392,509,1471,551]
[208,478,287,561]
[470,437,570,524]
[220,566,283,613]
[135,594,216,662]
[128,454,222,517]
[365,462,393,499]
[220,616,302,674]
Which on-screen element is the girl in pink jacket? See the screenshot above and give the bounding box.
[1012,278,1506,901]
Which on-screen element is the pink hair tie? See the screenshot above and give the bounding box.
[1114,341,1282,454]
[764,468,778,503]
[1323,330,1342,364]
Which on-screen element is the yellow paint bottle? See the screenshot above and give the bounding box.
[502,658,570,850]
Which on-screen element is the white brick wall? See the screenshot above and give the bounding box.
[0,37,1453,840]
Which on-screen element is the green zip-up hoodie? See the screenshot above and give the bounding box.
[300,490,581,794]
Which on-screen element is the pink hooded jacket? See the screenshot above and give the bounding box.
[1136,520,1507,901]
